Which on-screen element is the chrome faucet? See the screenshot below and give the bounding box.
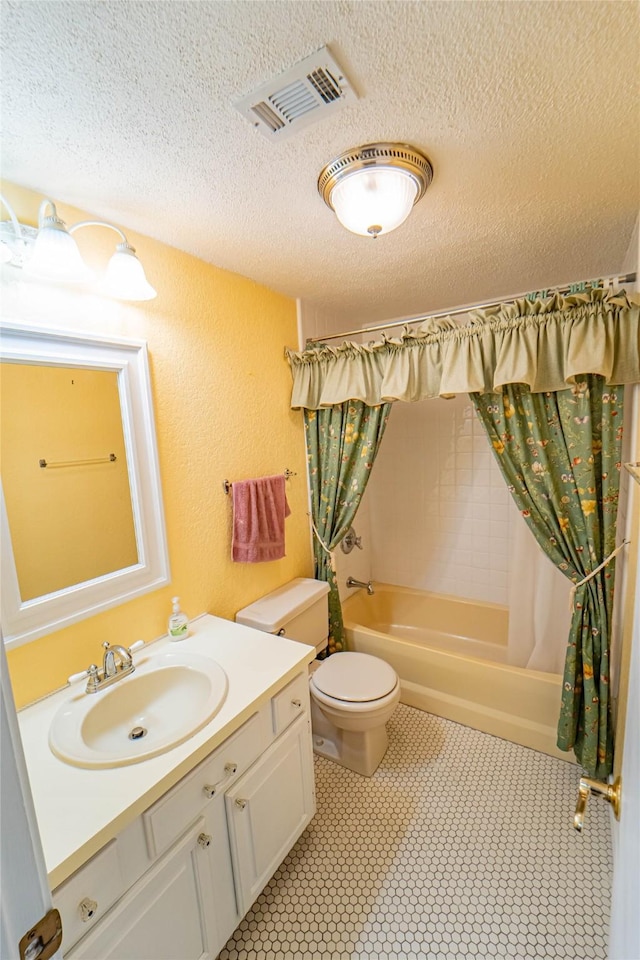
[102,641,133,678]
[346,577,375,596]
[74,641,142,694]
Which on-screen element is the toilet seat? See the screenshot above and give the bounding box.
[311,652,397,703]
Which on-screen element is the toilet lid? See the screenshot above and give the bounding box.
[312,652,397,703]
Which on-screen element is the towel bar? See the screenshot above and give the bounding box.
[223,468,297,495]
[39,453,117,469]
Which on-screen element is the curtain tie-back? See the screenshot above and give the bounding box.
[568,539,630,611]
[307,512,337,572]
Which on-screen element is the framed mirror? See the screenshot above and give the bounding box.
[1,321,170,648]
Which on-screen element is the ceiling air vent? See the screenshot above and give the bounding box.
[235,47,357,141]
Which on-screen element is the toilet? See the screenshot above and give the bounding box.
[236,578,400,777]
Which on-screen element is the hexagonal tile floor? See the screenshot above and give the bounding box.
[219,705,611,959]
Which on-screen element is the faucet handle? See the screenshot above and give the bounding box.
[68,667,92,685]
[341,527,363,554]
[86,665,100,693]
[104,640,144,655]
[68,664,100,693]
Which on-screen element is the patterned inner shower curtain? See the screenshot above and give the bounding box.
[472,376,624,778]
[304,401,391,655]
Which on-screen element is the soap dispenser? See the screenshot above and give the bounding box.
[168,596,189,641]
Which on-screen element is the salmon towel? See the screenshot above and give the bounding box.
[232,474,291,562]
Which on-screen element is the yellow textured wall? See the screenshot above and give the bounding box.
[1,364,137,598]
[2,182,311,708]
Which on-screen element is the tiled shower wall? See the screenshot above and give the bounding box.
[364,395,514,606]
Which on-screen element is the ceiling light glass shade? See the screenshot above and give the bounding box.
[103,242,157,301]
[24,216,93,283]
[318,142,433,238]
[329,167,419,238]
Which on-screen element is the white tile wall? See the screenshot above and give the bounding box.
[333,493,373,604]
[366,396,513,605]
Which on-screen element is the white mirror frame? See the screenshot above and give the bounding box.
[1,321,170,648]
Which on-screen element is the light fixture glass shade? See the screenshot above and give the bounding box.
[329,167,419,237]
[319,143,433,239]
[24,217,93,283]
[103,243,157,301]
[0,194,27,266]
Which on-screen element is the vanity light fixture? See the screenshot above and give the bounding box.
[0,194,157,301]
[0,238,13,264]
[69,220,157,301]
[0,193,27,264]
[317,142,433,238]
[25,200,94,284]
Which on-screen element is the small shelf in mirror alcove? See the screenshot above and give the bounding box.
[0,321,171,648]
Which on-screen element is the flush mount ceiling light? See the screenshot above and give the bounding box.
[318,142,433,238]
[0,195,156,301]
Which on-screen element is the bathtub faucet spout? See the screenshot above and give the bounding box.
[346,577,374,596]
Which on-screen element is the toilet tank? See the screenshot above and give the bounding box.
[235,578,330,655]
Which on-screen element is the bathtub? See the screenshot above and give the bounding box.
[342,583,572,763]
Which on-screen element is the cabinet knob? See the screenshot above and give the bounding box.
[291,698,302,708]
[224,761,238,775]
[79,897,98,922]
[235,798,247,810]
[197,832,213,848]
[203,784,216,799]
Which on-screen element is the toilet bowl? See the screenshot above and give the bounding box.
[235,578,400,777]
[309,651,400,776]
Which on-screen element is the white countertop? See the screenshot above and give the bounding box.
[18,614,315,889]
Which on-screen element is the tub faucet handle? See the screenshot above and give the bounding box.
[341,527,363,554]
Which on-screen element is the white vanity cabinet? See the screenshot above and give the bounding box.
[226,714,315,913]
[66,819,216,960]
[53,670,315,959]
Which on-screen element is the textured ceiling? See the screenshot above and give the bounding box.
[1,1,639,332]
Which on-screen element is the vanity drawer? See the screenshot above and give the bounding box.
[271,672,309,736]
[53,839,123,953]
[143,711,264,858]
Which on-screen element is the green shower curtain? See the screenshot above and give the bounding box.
[304,401,391,655]
[472,376,624,778]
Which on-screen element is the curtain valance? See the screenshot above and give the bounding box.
[287,288,640,409]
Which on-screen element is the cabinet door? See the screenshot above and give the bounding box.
[226,715,315,913]
[66,820,216,960]
[206,791,240,950]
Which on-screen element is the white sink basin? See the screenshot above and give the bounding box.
[49,649,228,768]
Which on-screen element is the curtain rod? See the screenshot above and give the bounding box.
[307,272,637,345]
